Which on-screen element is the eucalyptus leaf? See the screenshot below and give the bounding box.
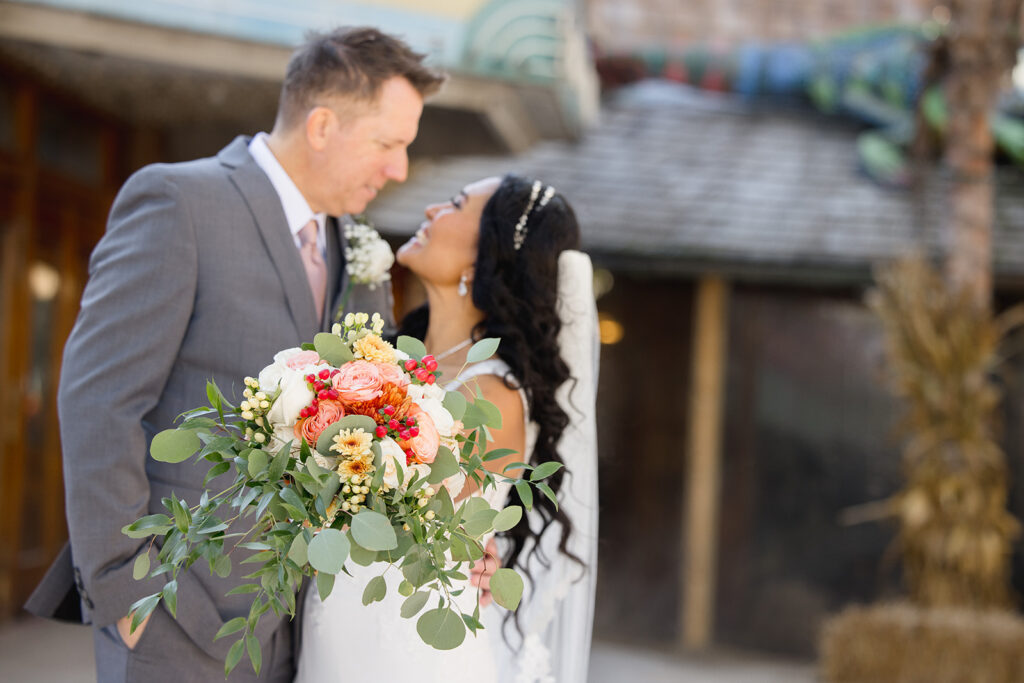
[267,444,291,482]
[129,593,160,633]
[162,580,178,618]
[362,575,387,605]
[492,505,523,532]
[247,449,268,478]
[351,510,398,551]
[287,533,309,566]
[122,514,173,539]
[401,591,429,619]
[490,568,524,611]
[150,429,200,463]
[466,338,500,364]
[426,446,459,485]
[463,509,498,538]
[347,533,378,567]
[307,528,350,574]
[316,571,335,601]
[474,398,502,429]
[313,332,354,366]
[416,607,467,650]
[397,335,427,360]
[398,580,414,597]
[441,391,467,421]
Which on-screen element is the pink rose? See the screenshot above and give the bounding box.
[294,399,345,447]
[374,361,410,390]
[334,360,384,404]
[401,404,440,465]
[284,350,322,371]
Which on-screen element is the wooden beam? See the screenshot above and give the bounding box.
[680,274,730,650]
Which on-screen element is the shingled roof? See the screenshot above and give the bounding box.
[367,80,1024,285]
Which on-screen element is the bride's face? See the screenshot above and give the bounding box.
[396,176,501,286]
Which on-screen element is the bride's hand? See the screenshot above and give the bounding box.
[470,537,500,607]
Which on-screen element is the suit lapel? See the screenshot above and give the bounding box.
[221,138,320,337]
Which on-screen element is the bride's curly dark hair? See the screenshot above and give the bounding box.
[397,173,584,604]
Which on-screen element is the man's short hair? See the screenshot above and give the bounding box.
[277,26,445,127]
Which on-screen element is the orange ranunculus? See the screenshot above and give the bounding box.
[294,398,345,447]
[399,403,440,464]
[346,383,412,424]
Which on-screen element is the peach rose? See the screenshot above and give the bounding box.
[374,361,410,390]
[294,399,345,447]
[401,403,440,464]
[334,361,384,403]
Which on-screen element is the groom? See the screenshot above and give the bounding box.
[26,27,443,681]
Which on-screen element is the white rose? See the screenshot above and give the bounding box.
[266,370,314,428]
[413,395,455,437]
[407,383,446,403]
[380,437,410,491]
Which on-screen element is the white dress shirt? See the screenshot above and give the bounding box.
[248,132,327,257]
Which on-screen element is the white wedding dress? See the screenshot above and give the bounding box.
[296,251,599,683]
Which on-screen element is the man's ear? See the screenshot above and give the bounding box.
[305,107,333,152]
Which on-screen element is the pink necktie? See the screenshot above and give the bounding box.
[298,220,327,319]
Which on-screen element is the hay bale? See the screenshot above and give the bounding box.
[820,602,1024,683]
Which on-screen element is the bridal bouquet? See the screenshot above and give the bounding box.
[122,313,558,676]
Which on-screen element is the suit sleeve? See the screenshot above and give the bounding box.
[58,166,198,628]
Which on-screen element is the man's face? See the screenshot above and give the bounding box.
[313,76,424,216]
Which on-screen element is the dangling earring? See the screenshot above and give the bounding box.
[458,273,469,297]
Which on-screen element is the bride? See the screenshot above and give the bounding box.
[296,174,599,683]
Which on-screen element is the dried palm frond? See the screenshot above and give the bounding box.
[866,254,1023,608]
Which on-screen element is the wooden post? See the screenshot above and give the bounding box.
[681,274,730,650]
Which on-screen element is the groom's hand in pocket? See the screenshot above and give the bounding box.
[470,538,500,607]
[116,612,151,650]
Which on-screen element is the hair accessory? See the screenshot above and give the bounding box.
[513,180,556,251]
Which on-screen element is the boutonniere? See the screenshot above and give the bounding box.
[334,216,394,323]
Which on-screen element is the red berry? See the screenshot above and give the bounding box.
[407,417,416,426]
[389,419,400,430]
[300,407,310,418]
[309,404,319,415]
[375,425,387,438]
[331,369,341,377]
[305,374,316,383]
[327,389,339,400]
[409,427,419,437]
[406,453,414,466]
[404,359,418,371]
[318,390,329,400]
[422,355,435,364]
[426,375,436,385]
[425,360,438,372]
[400,430,411,440]
[415,369,429,382]
[383,405,395,416]
[319,369,330,380]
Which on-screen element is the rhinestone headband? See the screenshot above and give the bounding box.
[513,181,556,251]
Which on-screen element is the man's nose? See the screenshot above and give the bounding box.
[385,149,408,183]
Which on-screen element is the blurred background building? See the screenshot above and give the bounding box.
[2,0,1024,673]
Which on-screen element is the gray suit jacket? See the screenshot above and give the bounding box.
[26,136,393,664]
